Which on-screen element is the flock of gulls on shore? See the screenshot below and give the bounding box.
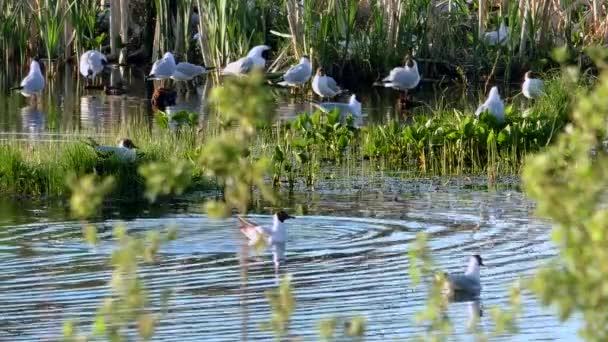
[10,22,543,297]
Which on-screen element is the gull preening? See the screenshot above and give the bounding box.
[222,45,271,76]
[312,67,344,99]
[522,71,544,99]
[278,56,312,88]
[14,60,45,98]
[148,52,177,80]
[79,50,108,81]
[475,86,505,123]
[239,211,295,271]
[86,138,139,162]
[314,94,362,117]
[171,62,215,81]
[484,22,508,46]
[379,55,421,96]
[442,255,484,296]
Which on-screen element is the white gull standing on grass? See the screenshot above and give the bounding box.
[222,45,271,76]
[312,67,344,99]
[277,56,312,87]
[522,71,544,99]
[475,86,505,123]
[239,211,295,272]
[148,52,177,80]
[442,255,484,296]
[14,60,45,98]
[79,50,108,81]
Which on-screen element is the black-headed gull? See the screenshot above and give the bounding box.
[484,22,508,46]
[380,55,421,92]
[148,52,177,80]
[278,56,312,88]
[85,138,138,162]
[79,50,108,81]
[171,62,215,81]
[222,45,271,76]
[443,255,484,296]
[475,86,505,123]
[239,211,295,271]
[522,71,544,99]
[14,60,45,98]
[312,67,344,99]
[314,94,362,117]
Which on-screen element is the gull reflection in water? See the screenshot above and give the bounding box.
[20,104,46,140]
[448,292,483,332]
[80,95,105,130]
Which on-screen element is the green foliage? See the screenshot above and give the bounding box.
[67,174,115,219]
[139,158,193,202]
[261,274,295,339]
[523,61,608,341]
[32,0,75,62]
[201,72,277,217]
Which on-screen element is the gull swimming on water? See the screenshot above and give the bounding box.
[484,21,508,46]
[171,62,215,81]
[13,60,45,98]
[222,45,271,76]
[277,56,312,88]
[239,211,295,271]
[442,255,484,296]
[148,52,177,80]
[522,71,544,99]
[312,67,344,99]
[79,50,108,82]
[475,86,505,123]
[314,94,362,117]
[85,138,139,162]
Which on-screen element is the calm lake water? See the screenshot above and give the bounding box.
[0,65,580,340]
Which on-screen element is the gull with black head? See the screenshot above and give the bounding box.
[441,254,485,297]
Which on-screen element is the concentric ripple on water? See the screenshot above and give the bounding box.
[0,190,579,341]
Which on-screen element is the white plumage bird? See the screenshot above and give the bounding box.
[222,45,271,76]
[171,62,215,81]
[484,22,508,46]
[475,86,505,123]
[148,52,177,80]
[522,71,544,99]
[79,50,108,80]
[86,138,139,162]
[15,60,45,98]
[278,56,312,87]
[239,211,295,271]
[314,94,362,117]
[312,67,344,99]
[442,255,484,296]
[379,55,421,93]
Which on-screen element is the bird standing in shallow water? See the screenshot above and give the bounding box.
[277,56,312,91]
[378,55,421,106]
[222,45,271,76]
[312,67,344,99]
[79,50,108,88]
[239,211,295,272]
[148,52,177,80]
[475,86,505,124]
[14,60,45,101]
[442,255,484,297]
[522,71,544,100]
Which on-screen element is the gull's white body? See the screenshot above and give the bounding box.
[522,74,544,99]
[382,59,420,91]
[475,86,505,123]
[484,22,508,46]
[20,61,45,97]
[312,72,343,98]
[222,45,270,76]
[278,57,312,87]
[79,50,107,79]
[444,256,482,295]
[93,140,137,162]
[315,94,362,117]
[239,214,288,266]
[149,52,177,80]
[171,62,210,81]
